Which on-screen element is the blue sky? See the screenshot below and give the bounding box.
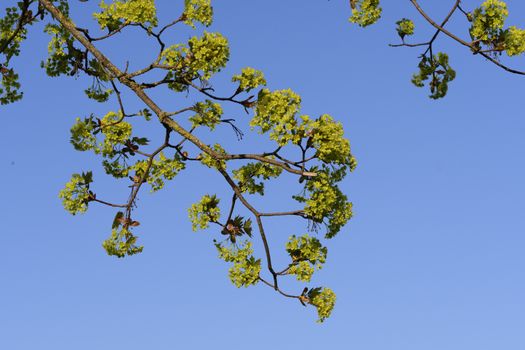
[2,1,525,349]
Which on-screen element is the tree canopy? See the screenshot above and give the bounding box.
[1,0,524,323]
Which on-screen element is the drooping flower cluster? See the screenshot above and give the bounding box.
[294,167,353,238]
[102,227,143,258]
[189,100,223,130]
[307,287,337,323]
[59,172,93,215]
[215,241,261,288]
[286,235,327,282]
[188,194,221,231]
[233,161,282,195]
[412,53,456,100]
[251,88,302,146]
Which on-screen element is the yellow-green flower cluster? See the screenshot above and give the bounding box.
[251,88,302,146]
[94,0,158,31]
[505,26,525,56]
[305,114,355,167]
[232,161,282,195]
[216,241,261,288]
[468,1,525,57]
[412,53,456,99]
[188,32,229,79]
[69,114,144,179]
[132,152,185,192]
[183,0,213,28]
[58,172,93,215]
[188,194,220,231]
[294,167,353,238]
[470,0,508,41]
[160,44,191,92]
[290,261,314,282]
[286,234,327,282]
[307,287,336,323]
[232,67,267,92]
[161,44,188,70]
[100,111,132,157]
[102,227,143,258]
[349,0,382,27]
[396,18,414,39]
[189,100,223,129]
[161,32,229,85]
[43,24,77,77]
[70,117,97,151]
[200,143,227,170]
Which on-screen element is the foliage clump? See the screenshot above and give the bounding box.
[251,88,302,146]
[233,162,282,195]
[307,287,336,323]
[0,6,27,60]
[183,0,213,28]
[232,67,266,92]
[188,31,230,79]
[469,0,508,42]
[94,0,158,31]
[100,111,133,156]
[0,4,29,104]
[70,116,98,151]
[504,26,525,56]
[199,143,227,169]
[304,114,355,166]
[69,112,151,179]
[469,0,525,57]
[160,31,229,89]
[42,23,77,77]
[188,194,221,231]
[103,226,143,258]
[294,167,353,238]
[215,241,261,288]
[0,65,21,104]
[59,172,93,215]
[396,18,414,40]
[286,235,327,282]
[189,100,223,130]
[133,152,185,192]
[412,53,456,99]
[349,0,382,27]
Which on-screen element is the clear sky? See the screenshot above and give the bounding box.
[2,1,525,349]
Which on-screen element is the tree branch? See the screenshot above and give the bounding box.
[408,0,525,75]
